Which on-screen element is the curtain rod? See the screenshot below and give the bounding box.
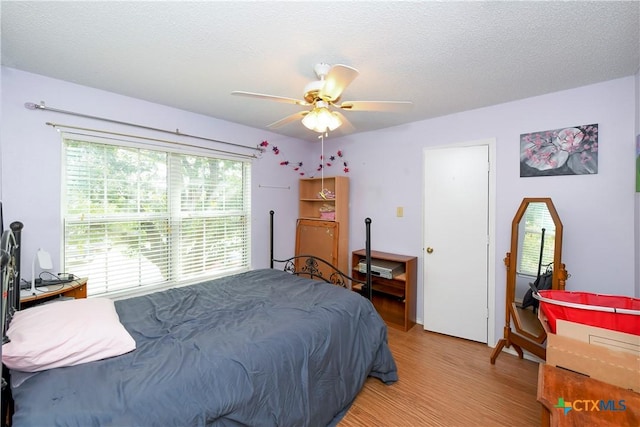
[25,101,261,153]
[46,122,257,159]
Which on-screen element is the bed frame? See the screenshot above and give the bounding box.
[1,223,22,339]
[1,211,374,425]
[269,210,372,296]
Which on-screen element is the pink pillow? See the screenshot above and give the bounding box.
[2,298,136,372]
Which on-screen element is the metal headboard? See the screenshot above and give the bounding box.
[269,210,372,298]
[1,232,18,345]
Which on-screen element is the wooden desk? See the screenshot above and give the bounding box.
[537,364,640,427]
[20,278,88,309]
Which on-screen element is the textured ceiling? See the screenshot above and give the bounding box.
[2,1,639,142]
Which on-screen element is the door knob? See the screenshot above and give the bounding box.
[426,247,434,254]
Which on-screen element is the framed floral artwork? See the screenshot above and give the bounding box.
[520,124,598,177]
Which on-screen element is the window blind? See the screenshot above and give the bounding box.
[62,138,251,296]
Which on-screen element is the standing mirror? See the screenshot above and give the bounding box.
[490,198,568,364]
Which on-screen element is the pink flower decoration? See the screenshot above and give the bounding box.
[260,139,349,176]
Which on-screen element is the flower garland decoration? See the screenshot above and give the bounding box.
[258,140,349,177]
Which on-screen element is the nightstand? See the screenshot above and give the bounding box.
[20,278,88,309]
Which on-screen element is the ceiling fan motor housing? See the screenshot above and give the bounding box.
[303,63,334,103]
[303,80,325,103]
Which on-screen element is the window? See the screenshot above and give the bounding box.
[517,203,555,276]
[62,138,251,296]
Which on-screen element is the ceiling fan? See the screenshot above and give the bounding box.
[231,63,413,134]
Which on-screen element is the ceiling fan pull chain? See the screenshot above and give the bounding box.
[319,133,326,199]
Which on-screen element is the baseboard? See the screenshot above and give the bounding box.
[500,345,544,363]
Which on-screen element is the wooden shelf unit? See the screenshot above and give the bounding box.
[351,250,417,331]
[297,176,349,274]
[298,176,349,223]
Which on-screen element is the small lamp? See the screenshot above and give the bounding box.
[25,249,53,296]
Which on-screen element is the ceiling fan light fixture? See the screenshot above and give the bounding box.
[302,106,342,133]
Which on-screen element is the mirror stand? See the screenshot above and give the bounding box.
[491,256,568,362]
[490,198,568,364]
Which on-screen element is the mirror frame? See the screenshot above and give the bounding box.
[491,197,568,364]
[507,198,564,299]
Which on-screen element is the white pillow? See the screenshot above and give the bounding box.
[2,298,136,372]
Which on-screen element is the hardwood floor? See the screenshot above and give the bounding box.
[340,325,541,426]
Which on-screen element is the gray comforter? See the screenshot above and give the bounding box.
[10,269,397,426]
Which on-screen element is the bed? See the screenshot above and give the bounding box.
[1,212,397,426]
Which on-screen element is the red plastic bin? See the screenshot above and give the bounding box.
[537,290,640,336]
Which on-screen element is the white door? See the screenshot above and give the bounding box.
[423,144,489,343]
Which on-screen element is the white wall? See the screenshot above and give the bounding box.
[2,67,636,347]
[330,77,636,343]
[0,67,311,280]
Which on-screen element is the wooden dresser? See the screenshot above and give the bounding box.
[537,364,640,427]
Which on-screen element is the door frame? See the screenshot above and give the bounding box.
[421,138,496,347]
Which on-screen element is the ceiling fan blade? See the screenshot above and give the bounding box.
[267,111,308,129]
[333,111,355,133]
[338,100,413,112]
[318,64,359,102]
[231,91,309,106]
